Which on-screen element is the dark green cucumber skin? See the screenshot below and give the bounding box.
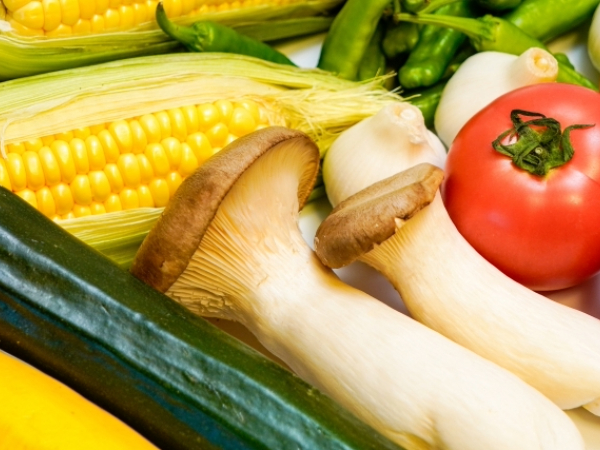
[0,187,405,450]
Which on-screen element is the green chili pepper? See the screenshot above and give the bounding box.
[401,0,428,12]
[477,0,523,12]
[317,0,392,80]
[503,0,600,42]
[155,2,296,66]
[395,12,599,90]
[382,21,420,59]
[406,81,447,129]
[398,0,475,89]
[357,22,388,81]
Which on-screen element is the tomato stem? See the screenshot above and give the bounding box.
[492,110,594,176]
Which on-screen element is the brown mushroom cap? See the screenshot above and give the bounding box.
[314,163,444,269]
[130,126,320,292]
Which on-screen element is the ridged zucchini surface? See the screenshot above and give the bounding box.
[0,187,405,450]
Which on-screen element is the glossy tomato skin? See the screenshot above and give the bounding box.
[442,83,600,291]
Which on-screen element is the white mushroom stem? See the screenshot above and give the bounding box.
[434,48,559,147]
[323,103,446,208]
[166,145,583,450]
[360,192,600,415]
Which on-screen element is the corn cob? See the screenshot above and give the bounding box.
[0,0,342,80]
[0,52,400,266]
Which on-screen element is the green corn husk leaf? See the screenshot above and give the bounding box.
[0,0,342,80]
[0,52,401,267]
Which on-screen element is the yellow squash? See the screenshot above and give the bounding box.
[0,350,157,449]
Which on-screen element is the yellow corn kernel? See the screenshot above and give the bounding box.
[167,108,187,142]
[22,151,46,190]
[88,170,111,203]
[236,99,262,121]
[144,143,170,177]
[43,0,62,31]
[59,0,80,26]
[78,0,94,19]
[24,138,43,152]
[41,135,55,146]
[186,132,213,164]
[45,22,72,37]
[90,14,105,32]
[229,106,257,137]
[215,99,234,123]
[6,142,25,154]
[108,0,120,8]
[0,159,13,191]
[50,140,76,183]
[4,0,31,11]
[38,146,62,187]
[139,114,162,144]
[104,193,122,212]
[70,138,90,174]
[36,186,57,218]
[118,5,134,29]
[117,153,141,188]
[205,123,229,148]
[50,183,74,215]
[197,103,221,131]
[61,212,76,220]
[72,18,91,34]
[137,185,154,208]
[128,120,148,154]
[162,0,182,17]
[224,133,237,146]
[104,7,120,30]
[165,171,183,197]
[6,17,43,36]
[161,137,181,170]
[119,187,139,210]
[16,188,37,209]
[178,143,199,177]
[73,204,92,218]
[155,111,172,140]
[11,2,44,30]
[54,130,74,142]
[95,0,110,15]
[70,174,92,205]
[97,129,120,163]
[104,163,125,193]
[85,135,107,170]
[136,154,154,185]
[132,2,148,24]
[181,105,199,135]
[109,120,133,154]
[148,178,170,207]
[6,153,27,191]
[90,202,107,215]
[73,127,91,140]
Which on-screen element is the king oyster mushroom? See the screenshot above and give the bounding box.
[315,162,600,416]
[131,128,584,450]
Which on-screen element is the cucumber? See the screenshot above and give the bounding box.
[0,187,405,450]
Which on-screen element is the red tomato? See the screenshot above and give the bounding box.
[442,83,600,291]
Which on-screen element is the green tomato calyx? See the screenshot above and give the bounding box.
[492,109,594,176]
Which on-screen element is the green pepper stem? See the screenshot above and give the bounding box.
[394,12,494,41]
[419,0,464,14]
[155,2,198,50]
[492,110,594,176]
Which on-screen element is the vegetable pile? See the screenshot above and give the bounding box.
[2,0,600,449]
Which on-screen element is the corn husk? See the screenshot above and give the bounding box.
[0,0,341,80]
[0,52,401,267]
